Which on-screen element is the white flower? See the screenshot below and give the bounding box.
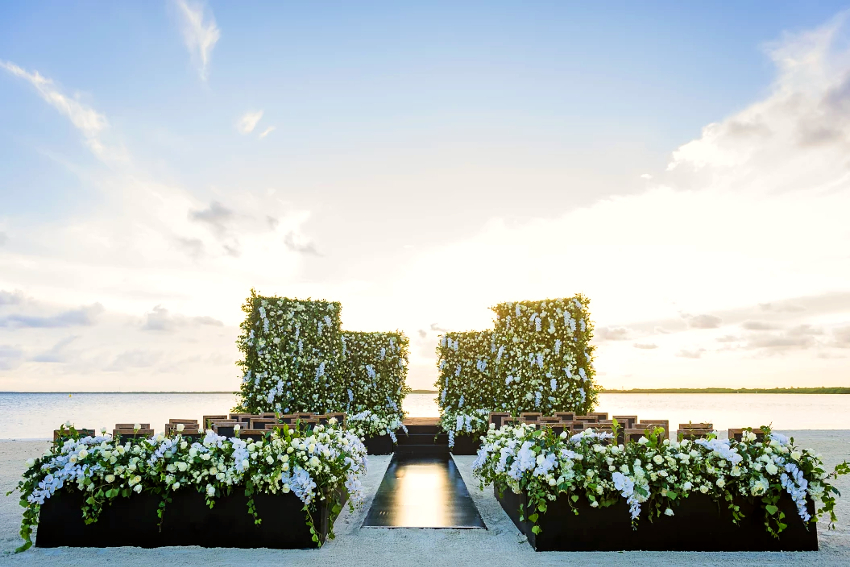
[105,474,115,483]
[176,423,185,432]
[134,484,143,493]
[590,500,599,508]
[638,437,649,445]
[206,484,215,497]
[791,451,802,461]
[25,458,35,468]
[134,423,141,431]
[652,455,663,465]
[664,508,674,517]
[765,463,778,476]
[716,478,725,488]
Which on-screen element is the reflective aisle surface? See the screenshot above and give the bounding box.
[362,454,486,528]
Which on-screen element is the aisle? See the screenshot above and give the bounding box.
[361,454,486,529]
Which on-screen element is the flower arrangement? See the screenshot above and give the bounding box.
[235,291,410,434]
[439,409,492,448]
[9,420,367,552]
[472,423,849,537]
[436,296,598,437]
[347,411,408,442]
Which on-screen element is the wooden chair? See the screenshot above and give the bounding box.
[501,417,519,427]
[211,420,240,437]
[202,415,227,429]
[113,428,154,439]
[519,412,542,423]
[588,412,609,420]
[612,415,638,429]
[728,428,766,442]
[677,428,713,441]
[325,412,347,426]
[249,418,278,430]
[115,423,150,430]
[639,420,669,440]
[574,415,599,424]
[53,428,95,442]
[553,412,576,422]
[623,428,650,443]
[489,412,511,429]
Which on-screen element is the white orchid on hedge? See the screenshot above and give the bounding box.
[472,423,849,537]
[10,421,367,552]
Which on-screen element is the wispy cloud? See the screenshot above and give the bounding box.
[0,60,124,162]
[258,126,276,139]
[237,111,264,134]
[0,304,104,329]
[174,0,220,81]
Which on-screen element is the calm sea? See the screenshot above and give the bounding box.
[1,392,848,440]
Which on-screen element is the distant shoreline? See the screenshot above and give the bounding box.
[600,387,850,394]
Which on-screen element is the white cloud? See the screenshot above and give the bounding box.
[237,111,264,134]
[258,126,276,139]
[174,0,220,81]
[0,60,126,162]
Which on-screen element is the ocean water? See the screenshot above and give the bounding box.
[0,392,847,440]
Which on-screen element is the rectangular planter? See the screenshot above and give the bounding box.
[36,488,332,549]
[363,434,393,455]
[450,434,482,455]
[495,485,817,551]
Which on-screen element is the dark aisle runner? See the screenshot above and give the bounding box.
[362,454,486,528]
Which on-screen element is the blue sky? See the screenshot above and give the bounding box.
[1,2,850,391]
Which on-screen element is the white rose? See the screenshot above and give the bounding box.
[176,424,185,432]
[716,478,725,488]
[590,500,599,508]
[652,455,663,465]
[664,508,674,516]
[105,474,115,483]
[765,463,778,475]
[25,458,35,468]
[78,449,88,459]
[134,423,141,431]
[700,485,709,494]
[173,482,181,490]
[206,484,215,496]
[134,484,143,493]
[266,456,274,464]
[790,451,801,461]
[177,461,188,472]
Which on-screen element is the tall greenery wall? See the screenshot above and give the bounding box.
[435,295,598,421]
[236,291,410,418]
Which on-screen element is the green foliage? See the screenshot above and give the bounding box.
[235,290,409,422]
[435,295,598,427]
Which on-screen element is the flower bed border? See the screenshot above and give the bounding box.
[451,434,481,455]
[494,485,818,551]
[36,488,331,549]
[364,434,393,455]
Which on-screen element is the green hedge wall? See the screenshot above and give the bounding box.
[340,331,410,417]
[435,294,598,428]
[236,290,410,420]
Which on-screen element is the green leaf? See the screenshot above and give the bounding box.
[531,525,542,535]
[765,505,778,515]
[528,513,539,523]
[571,494,579,503]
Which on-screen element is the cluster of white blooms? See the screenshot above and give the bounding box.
[236,293,410,427]
[438,409,492,448]
[472,423,848,536]
[436,296,597,436]
[347,410,407,442]
[12,421,368,551]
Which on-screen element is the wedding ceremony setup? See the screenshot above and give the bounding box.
[9,293,849,553]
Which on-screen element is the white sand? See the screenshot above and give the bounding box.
[1,430,849,566]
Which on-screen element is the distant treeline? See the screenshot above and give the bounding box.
[601,387,850,394]
[409,389,438,394]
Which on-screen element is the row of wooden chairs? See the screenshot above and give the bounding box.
[206,412,347,438]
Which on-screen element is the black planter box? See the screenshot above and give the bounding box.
[451,434,482,455]
[363,434,393,455]
[36,488,332,549]
[495,485,817,551]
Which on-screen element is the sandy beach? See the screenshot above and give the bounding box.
[1,430,849,566]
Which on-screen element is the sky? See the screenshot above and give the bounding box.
[1,1,850,392]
